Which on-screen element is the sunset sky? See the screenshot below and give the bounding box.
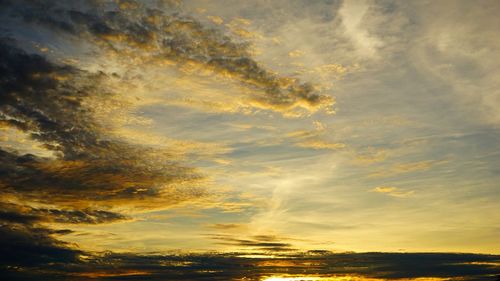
[0,0,499,280]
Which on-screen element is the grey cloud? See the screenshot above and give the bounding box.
[0,202,127,225]
[0,34,205,280]
[0,40,204,208]
[0,223,81,268]
[2,250,499,281]
[207,234,297,252]
[2,0,334,116]
[0,5,212,277]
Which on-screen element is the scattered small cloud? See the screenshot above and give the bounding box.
[207,15,224,25]
[208,223,244,230]
[370,186,414,198]
[288,49,305,58]
[207,234,297,252]
[296,139,346,150]
[369,160,449,178]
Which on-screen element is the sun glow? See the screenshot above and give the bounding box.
[261,277,452,281]
[262,276,377,281]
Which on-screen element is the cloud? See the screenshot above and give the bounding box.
[408,1,500,127]
[368,160,448,178]
[339,0,382,58]
[0,203,83,273]
[1,1,498,280]
[371,186,414,198]
[0,32,209,278]
[0,33,213,279]
[0,223,81,268]
[296,139,346,150]
[0,202,128,225]
[0,2,337,268]
[207,234,297,252]
[286,125,345,150]
[208,223,244,230]
[288,49,305,58]
[0,39,207,211]
[1,2,338,275]
[1,249,498,281]
[207,15,224,25]
[2,0,334,117]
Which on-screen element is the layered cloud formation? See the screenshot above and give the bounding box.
[1,0,499,280]
[1,249,499,281]
[0,0,335,277]
[0,38,205,210]
[2,0,334,116]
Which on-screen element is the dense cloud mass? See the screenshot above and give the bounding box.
[0,33,204,278]
[208,234,297,252]
[1,250,499,281]
[0,1,211,275]
[0,39,204,208]
[0,0,334,116]
[0,202,127,224]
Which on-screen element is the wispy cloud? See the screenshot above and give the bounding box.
[368,160,448,178]
[339,0,382,58]
[207,234,298,252]
[370,186,414,198]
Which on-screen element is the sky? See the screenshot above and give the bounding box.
[0,0,499,280]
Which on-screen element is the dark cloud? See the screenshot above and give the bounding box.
[0,40,204,209]
[2,0,334,116]
[0,223,81,270]
[0,210,84,281]
[0,202,127,225]
[207,234,297,252]
[1,250,498,281]
[0,4,332,274]
[79,252,500,281]
[0,23,204,279]
[0,147,203,208]
[0,2,333,277]
[0,38,99,157]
